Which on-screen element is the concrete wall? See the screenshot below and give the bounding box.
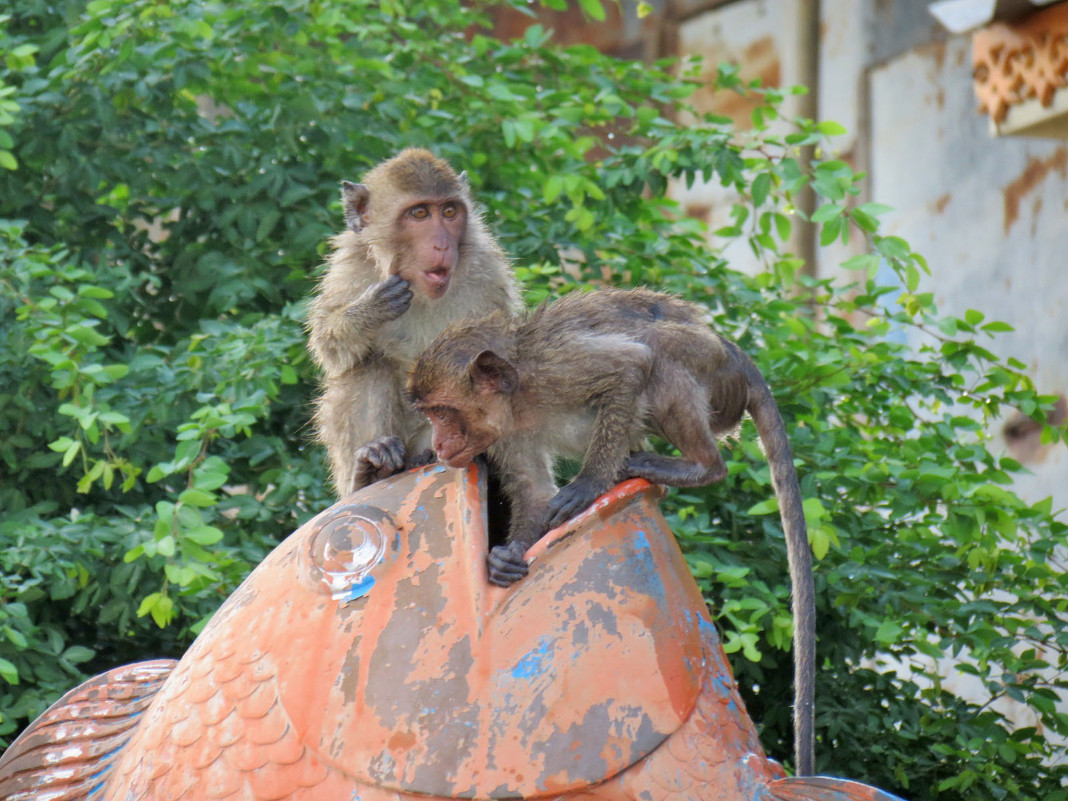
[670,0,1068,514]
[489,0,1068,511]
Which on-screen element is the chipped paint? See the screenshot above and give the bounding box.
[511,636,555,679]
[1002,146,1068,233]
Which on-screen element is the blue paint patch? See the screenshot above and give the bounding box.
[699,616,720,645]
[626,531,667,608]
[511,636,554,679]
[342,575,376,602]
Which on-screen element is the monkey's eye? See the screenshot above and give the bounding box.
[426,406,456,422]
[408,204,430,220]
[442,203,460,219]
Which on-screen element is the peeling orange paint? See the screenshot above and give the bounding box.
[1003,147,1068,233]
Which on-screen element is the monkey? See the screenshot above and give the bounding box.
[305,148,520,497]
[406,286,816,776]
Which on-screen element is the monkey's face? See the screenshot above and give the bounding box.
[416,393,511,468]
[395,199,467,300]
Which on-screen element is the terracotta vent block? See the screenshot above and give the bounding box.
[973,2,1068,136]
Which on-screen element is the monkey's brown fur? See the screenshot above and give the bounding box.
[407,287,816,776]
[306,149,519,496]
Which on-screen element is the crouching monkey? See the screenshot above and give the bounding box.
[406,287,816,776]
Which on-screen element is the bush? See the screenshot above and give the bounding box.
[1,2,1066,798]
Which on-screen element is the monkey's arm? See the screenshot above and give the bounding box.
[308,275,413,375]
[544,339,653,530]
[487,443,556,587]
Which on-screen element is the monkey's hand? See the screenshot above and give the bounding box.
[545,476,609,532]
[487,540,529,587]
[348,274,412,325]
[351,435,407,491]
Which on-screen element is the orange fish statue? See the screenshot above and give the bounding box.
[0,464,905,801]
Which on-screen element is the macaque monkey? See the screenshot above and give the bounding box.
[406,287,816,776]
[306,148,520,496]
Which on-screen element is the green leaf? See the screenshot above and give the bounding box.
[817,120,847,136]
[0,658,19,685]
[811,203,842,223]
[179,489,216,508]
[840,254,878,272]
[62,439,81,467]
[256,209,281,242]
[185,525,224,545]
[874,620,903,644]
[577,0,606,21]
[747,498,779,515]
[61,645,95,664]
[982,320,1015,333]
[2,626,28,649]
[751,172,771,207]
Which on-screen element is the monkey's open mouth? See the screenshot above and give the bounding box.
[424,267,451,291]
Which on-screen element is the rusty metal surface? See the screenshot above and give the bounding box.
[0,465,906,801]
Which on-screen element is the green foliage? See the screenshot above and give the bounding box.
[1,2,1066,798]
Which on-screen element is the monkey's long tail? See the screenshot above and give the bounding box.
[747,372,816,777]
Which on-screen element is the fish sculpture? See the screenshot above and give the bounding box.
[0,465,905,801]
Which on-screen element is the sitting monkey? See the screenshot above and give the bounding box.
[306,149,519,496]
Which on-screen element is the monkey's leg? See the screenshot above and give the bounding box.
[625,375,729,488]
[317,367,409,496]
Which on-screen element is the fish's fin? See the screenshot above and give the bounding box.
[0,659,177,801]
[767,775,907,801]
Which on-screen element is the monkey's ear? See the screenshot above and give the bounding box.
[458,171,470,192]
[341,181,370,233]
[469,350,519,395]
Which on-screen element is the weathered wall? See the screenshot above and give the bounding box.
[869,33,1068,509]
[488,0,1068,513]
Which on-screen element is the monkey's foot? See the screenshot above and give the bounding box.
[622,451,726,487]
[545,476,610,530]
[352,435,407,490]
[487,540,529,587]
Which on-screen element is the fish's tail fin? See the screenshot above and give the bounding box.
[0,659,176,800]
[767,775,907,801]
